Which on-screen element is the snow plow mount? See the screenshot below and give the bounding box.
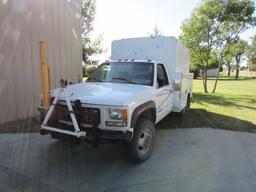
[40,79,86,138]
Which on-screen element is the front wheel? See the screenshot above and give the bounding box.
[128,119,156,163]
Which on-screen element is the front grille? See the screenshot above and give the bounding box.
[79,107,100,125]
[56,104,100,125]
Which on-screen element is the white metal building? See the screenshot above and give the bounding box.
[0,0,82,124]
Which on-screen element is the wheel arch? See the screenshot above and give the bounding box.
[130,101,156,128]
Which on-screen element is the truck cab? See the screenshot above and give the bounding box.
[87,59,175,124]
[40,37,193,163]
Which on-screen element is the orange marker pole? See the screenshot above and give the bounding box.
[40,41,50,109]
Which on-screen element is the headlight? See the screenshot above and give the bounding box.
[109,109,127,121]
[107,109,128,127]
[109,109,122,120]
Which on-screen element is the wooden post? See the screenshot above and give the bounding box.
[40,41,50,109]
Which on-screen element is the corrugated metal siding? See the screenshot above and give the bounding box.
[0,0,82,124]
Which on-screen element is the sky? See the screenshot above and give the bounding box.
[92,0,256,62]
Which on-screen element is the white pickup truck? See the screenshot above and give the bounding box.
[40,36,193,163]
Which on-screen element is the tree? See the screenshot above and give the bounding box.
[247,34,256,72]
[82,34,104,64]
[179,11,213,93]
[211,0,255,92]
[179,0,256,93]
[81,0,95,37]
[223,44,234,76]
[230,40,248,79]
[81,0,104,64]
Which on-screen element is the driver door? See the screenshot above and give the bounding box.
[155,64,173,122]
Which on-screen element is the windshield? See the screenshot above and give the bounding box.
[87,62,154,86]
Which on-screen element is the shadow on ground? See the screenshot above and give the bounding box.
[157,109,256,133]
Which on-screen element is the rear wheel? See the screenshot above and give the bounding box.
[180,95,191,115]
[184,95,191,112]
[128,119,156,163]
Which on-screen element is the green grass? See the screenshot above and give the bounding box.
[158,78,256,132]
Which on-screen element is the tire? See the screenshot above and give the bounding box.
[185,95,191,111]
[180,95,191,115]
[128,119,156,163]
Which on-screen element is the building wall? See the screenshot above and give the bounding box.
[0,0,82,124]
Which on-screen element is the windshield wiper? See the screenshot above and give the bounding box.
[87,77,102,82]
[112,77,137,84]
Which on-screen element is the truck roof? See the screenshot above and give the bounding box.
[105,59,157,63]
[111,36,190,74]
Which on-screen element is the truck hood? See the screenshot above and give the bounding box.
[51,82,150,106]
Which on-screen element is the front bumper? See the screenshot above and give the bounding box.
[40,123,132,143]
[40,95,132,144]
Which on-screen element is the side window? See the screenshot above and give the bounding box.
[96,64,111,80]
[157,64,169,88]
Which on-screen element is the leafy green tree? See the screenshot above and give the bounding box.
[81,0,104,64]
[179,11,212,93]
[229,40,248,79]
[211,0,255,92]
[247,34,256,71]
[82,34,104,64]
[179,0,256,93]
[223,44,234,76]
[81,0,95,37]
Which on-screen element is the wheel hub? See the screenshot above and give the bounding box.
[138,129,152,155]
